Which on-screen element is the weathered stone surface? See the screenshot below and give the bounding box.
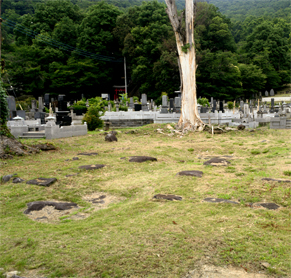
[33,143,56,151]
[204,198,238,204]
[26,178,57,187]
[237,124,246,130]
[72,157,79,160]
[110,130,118,136]
[1,174,17,183]
[12,177,25,183]
[24,201,78,214]
[177,170,203,177]
[262,178,291,183]
[203,158,230,166]
[77,152,98,156]
[129,156,157,163]
[257,203,280,210]
[66,174,79,177]
[105,133,117,142]
[153,194,182,201]
[78,164,105,170]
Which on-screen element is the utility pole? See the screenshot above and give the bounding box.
[0,0,2,64]
[124,57,127,95]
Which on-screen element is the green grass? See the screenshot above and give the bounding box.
[0,124,290,278]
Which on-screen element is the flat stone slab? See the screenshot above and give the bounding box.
[78,164,105,170]
[26,178,57,187]
[129,156,157,163]
[262,178,291,183]
[204,198,238,204]
[90,195,107,204]
[24,201,78,214]
[12,177,25,183]
[177,170,203,177]
[153,194,182,201]
[1,174,17,183]
[203,157,230,166]
[77,152,98,156]
[250,203,280,210]
[34,143,56,151]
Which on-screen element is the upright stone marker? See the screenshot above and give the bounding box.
[7,96,16,120]
[174,97,181,113]
[211,100,216,113]
[129,97,134,108]
[270,89,275,96]
[219,101,224,113]
[38,97,44,112]
[160,95,168,114]
[265,91,269,97]
[270,98,275,113]
[141,94,149,111]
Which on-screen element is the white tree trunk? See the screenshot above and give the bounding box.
[165,0,204,131]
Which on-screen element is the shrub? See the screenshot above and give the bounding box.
[0,81,9,125]
[283,171,291,176]
[197,97,210,107]
[227,101,234,109]
[82,104,104,131]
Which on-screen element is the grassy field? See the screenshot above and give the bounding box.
[0,124,290,278]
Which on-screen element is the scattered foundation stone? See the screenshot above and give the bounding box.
[262,178,291,183]
[204,198,238,204]
[203,158,230,166]
[1,174,17,183]
[12,177,25,183]
[77,152,98,156]
[129,156,157,163]
[78,164,105,170]
[177,170,203,177]
[26,178,57,187]
[24,201,78,214]
[105,133,117,142]
[153,194,182,201]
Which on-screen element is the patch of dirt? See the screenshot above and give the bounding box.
[24,200,86,224]
[83,192,125,211]
[183,264,269,278]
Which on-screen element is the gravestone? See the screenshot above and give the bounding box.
[219,101,224,113]
[56,95,71,126]
[31,100,37,112]
[108,102,112,112]
[160,95,168,114]
[116,102,119,112]
[211,100,216,113]
[38,97,44,112]
[239,100,244,112]
[210,97,213,108]
[57,95,67,111]
[265,91,269,97]
[169,98,174,112]
[141,94,149,111]
[7,96,16,120]
[174,97,181,113]
[134,103,142,111]
[34,111,46,124]
[44,94,50,109]
[16,110,26,119]
[270,89,274,96]
[270,98,275,113]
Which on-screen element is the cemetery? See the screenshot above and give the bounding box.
[1,108,291,277]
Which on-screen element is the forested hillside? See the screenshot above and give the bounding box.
[1,0,290,102]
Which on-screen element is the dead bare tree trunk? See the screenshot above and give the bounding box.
[165,0,204,132]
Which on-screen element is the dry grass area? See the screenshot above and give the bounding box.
[0,124,290,278]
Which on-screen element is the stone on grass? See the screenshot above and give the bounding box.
[153,194,182,201]
[177,170,203,177]
[257,203,280,210]
[66,174,79,177]
[24,201,78,214]
[105,133,117,142]
[2,174,17,183]
[72,157,79,160]
[203,158,230,166]
[237,124,245,130]
[12,177,25,183]
[77,152,98,156]
[129,156,157,163]
[33,143,56,151]
[262,178,291,183]
[26,178,57,187]
[78,164,105,170]
[204,198,238,204]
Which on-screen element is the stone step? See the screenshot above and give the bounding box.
[19,132,46,139]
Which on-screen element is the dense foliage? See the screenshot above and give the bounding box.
[1,0,290,103]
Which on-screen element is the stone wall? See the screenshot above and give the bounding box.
[106,119,153,128]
